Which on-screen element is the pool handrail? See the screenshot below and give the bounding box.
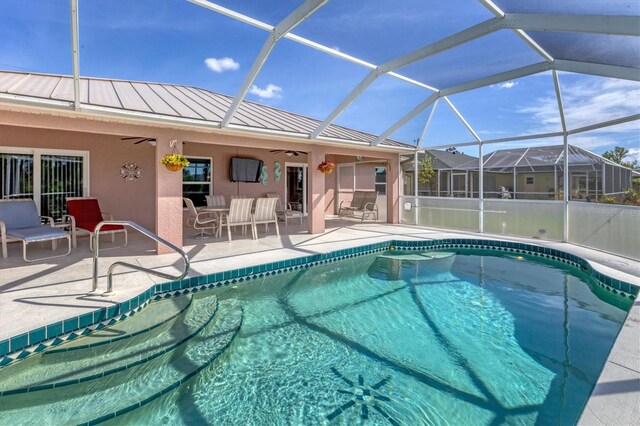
[91,220,190,296]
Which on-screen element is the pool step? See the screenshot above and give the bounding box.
[0,293,214,395]
[0,297,243,426]
[46,293,193,354]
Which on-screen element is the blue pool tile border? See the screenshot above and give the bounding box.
[1,238,637,365]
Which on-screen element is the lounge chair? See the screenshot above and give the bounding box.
[265,193,303,225]
[0,199,71,262]
[338,190,379,222]
[184,197,218,239]
[252,197,279,238]
[220,198,255,242]
[66,197,127,250]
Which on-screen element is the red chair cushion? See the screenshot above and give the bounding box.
[66,199,124,233]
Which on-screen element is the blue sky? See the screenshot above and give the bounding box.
[1,0,638,161]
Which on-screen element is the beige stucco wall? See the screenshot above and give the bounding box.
[1,125,158,230]
[0,106,402,246]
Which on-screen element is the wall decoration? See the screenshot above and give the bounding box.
[274,161,281,182]
[260,163,269,186]
[120,162,142,181]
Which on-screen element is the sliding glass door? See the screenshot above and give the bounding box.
[1,148,88,220]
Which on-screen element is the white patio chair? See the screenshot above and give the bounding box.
[265,193,303,226]
[252,197,279,238]
[220,198,255,242]
[183,198,218,239]
[206,195,226,207]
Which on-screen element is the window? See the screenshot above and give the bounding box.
[183,157,212,207]
[526,176,534,185]
[1,148,88,220]
[375,167,386,195]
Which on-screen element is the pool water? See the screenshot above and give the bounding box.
[112,249,632,425]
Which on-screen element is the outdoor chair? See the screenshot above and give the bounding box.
[252,197,279,238]
[66,197,127,251]
[338,190,379,222]
[265,193,303,226]
[205,195,226,208]
[0,199,71,262]
[184,197,218,239]
[220,198,255,242]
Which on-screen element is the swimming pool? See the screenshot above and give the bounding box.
[0,245,634,425]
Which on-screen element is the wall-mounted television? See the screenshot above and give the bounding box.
[229,157,263,183]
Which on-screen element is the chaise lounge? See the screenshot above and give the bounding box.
[0,199,71,262]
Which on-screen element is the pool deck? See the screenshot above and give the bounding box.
[0,218,638,423]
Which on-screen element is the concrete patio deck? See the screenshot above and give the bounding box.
[0,218,638,424]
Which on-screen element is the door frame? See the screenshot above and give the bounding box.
[0,146,90,213]
[284,162,307,214]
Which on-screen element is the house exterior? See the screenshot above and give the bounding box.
[402,150,479,197]
[0,71,413,252]
[403,145,637,201]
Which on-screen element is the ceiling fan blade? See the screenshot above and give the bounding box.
[293,152,299,156]
[133,139,146,144]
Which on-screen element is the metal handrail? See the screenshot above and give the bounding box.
[92,220,190,296]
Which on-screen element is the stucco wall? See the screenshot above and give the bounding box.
[183,143,291,200]
[1,125,157,230]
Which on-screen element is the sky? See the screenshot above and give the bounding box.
[1,0,638,162]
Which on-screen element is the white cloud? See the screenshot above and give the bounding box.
[517,78,640,136]
[248,84,283,99]
[204,57,239,73]
[627,148,640,164]
[494,81,518,89]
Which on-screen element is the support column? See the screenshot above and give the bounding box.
[307,149,327,234]
[479,142,484,233]
[155,134,184,253]
[387,154,400,224]
[414,151,419,225]
[563,134,569,242]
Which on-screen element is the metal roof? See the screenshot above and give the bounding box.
[402,150,478,171]
[0,70,413,150]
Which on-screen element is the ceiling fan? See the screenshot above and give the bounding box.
[270,150,307,157]
[121,136,156,145]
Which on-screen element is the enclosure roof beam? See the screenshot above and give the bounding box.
[70,0,80,110]
[441,62,552,97]
[374,62,551,146]
[553,60,640,82]
[372,93,440,146]
[310,18,501,139]
[503,13,640,36]
[217,0,328,127]
[443,97,481,142]
[417,99,439,149]
[568,113,640,135]
[552,70,568,133]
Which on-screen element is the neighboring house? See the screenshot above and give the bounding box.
[402,150,479,197]
[403,145,637,201]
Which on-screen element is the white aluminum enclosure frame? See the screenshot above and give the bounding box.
[9,1,640,154]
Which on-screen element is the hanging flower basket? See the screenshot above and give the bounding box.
[317,160,335,174]
[160,153,189,172]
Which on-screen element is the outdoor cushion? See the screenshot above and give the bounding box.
[0,200,42,229]
[75,222,124,233]
[67,198,124,233]
[6,226,67,242]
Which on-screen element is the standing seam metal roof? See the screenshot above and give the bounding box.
[0,71,412,149]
